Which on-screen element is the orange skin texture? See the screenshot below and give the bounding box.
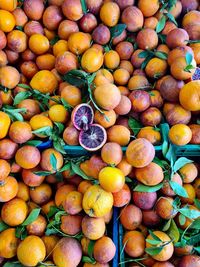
[136,28,158,50]
[100,2,120,27]
[140,107,162,127]
[53,237,82,267]
[12,8,28,27]
[17,235,46,267]
[113,183,131,207]
[101,142,123,165]
[180,184,196,204]
[16,182,29,202]
[145,58,168,78]
[117,157,133,176]
[104,50,120,69]
[129,90,151,112]
[26,215,47,236]
[0,176,18,202]
[167,46,194,66]
[138,0,160,17]
[144,17,158,29]
[23,0,44,20]
[146,231,174,261]
[7,30,27,53]
[113,68,130,85]
[93,236,116,264]
[0,66,20,89]
[0,10,16,32]
[107,125,130,146]
[42,235,59,259]
[179,163,198,183]
[30,183,52,205]
[18,99,40,120]
[36,54,56,71]
[169,124,192,146]
[55,184,76,207]
[62,0,83,21]
[137,127,161,145]
[58,19,79,40]
[68,32,91,55]
[81,216,105,240]
[166,28,189,49]
[115,41,134,60]
[0,228,19,258]
[170,57,196,80]
[94,110,117,129]
[15,145,41,169]
[63,191,83,215]
[61,214,82,235]
[128,75,149,90]
[131,49,145,68]
[1,198,28,226]
[9,121,32,144]
[121,6,144,32]
[114,95,131,116]
[94,69,114,87]
[43,5,63,31]
[189,124,200,144]
[0,159,11,181]
[126,138,155,168]
[155,197,177,220]
[162,173,182,197]
[179,80,200,111]
[123,231,145,257]
[120,204,142,230]
[81,47,104,73]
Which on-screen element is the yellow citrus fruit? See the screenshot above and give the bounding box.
[0,111,11,139]
[99,167,125,193]
[0,10,15,32]
[49,104,69,123]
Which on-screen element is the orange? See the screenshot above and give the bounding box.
[53,40,68,56]
[137,126,161,145]
[83,185,113,217]
[94,83,121,110]
[30,70,58,94]
[82,216,105,240]
[26,215,47,236]
[119,60,134,75]
[0,228,19,258]
[17,236,46,267]
[104,50,120,69]
[9,121,32,144]
[63,191,83,215]
[15,145,41,169]
[41,235,59,258]
[101,142,123,165]
[100,2,120,27]
[113,183,131,207]
[128,75,149,90]
[179,81,200,111]
[60,85,82,107]
[138,0,159,17]
[0,111,11,139]
[0,176,18,202]
[169,124,192,146]
[30,183,52,205]
[0,66,20,89]
[68,32,91,55]
[40,148,63,172]
[107,125,130,146]
[29,34,50,55]
[0,10,15,32]
[99,166,125,193]
[170,57,196,80]
[7,30,27,53]
[30,114,53,138]
[81,47,104,73]
[16,181,29,202]
[117,157,133,176]
[0,159,11,181]
[144,17,158,29]
[113,68,130,85]
[146,231,174,261]
[93,69,114,87]
[190,43,200,64]
[55,184,76,207]
[93,236,116,264]
[94,110,117,129]
[62,0,83,21]
[1,198,28,226]
[145,58,168,78]
[181,184,196,204]
[36,54,56,71]
[49,104,69,123]
[123,231,145,257]
[179,163,198,183]
[0,0,17,11]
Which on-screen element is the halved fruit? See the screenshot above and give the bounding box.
[71,104,94,131]
[79,124,107,151]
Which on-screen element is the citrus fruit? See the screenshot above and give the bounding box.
[71,103,94,130]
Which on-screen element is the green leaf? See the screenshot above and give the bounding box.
[80,0,87,14]
[62,71,87,88]
[82,256,96,264]
[138,50,150,58]
[125,177,133,183]
[145,247,163,256]
[194,246,200,253]
[53,139,67,155]
[50,153,57,171]
[50,35,60,46]
[194,198,200,209]
[184,64,195,73]
[15,226,28,240]
[34,171,52,176]
[0,221,9,232]
[185,53,193,65]
[154,51,168,60]
[110,24,127,39]
[45,227,59,236]
[146,239,161,245]
[167,219,180,243]
[187,233,200,246]
[162,219,172,231]
[165,144,176,165]
[32,126,52,136]
[88,240,95,258]
[142,55,153,69]
[18,83,31,90]
[21,208,41,226]
[190,218,200,229]
[47,206,61,218]
[25,140,43,147]
[3,262,25,267]
[134,183,163,192]
[166,13,178,26]
[54,122,65,135]
[128,117,142,135]
[71,162,94,181]
[149,230,162,241]
[55,211,66,222]
[14,91,32,105]
[179,207,200,219]
[158,33,167,43]
[153,157,169,169]
[173,157,193,173]
[156,15,166,33]
[169,181,188,198]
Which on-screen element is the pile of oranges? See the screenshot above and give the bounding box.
[0,0,200,266]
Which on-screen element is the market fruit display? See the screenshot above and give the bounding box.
[0,0,200,266]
